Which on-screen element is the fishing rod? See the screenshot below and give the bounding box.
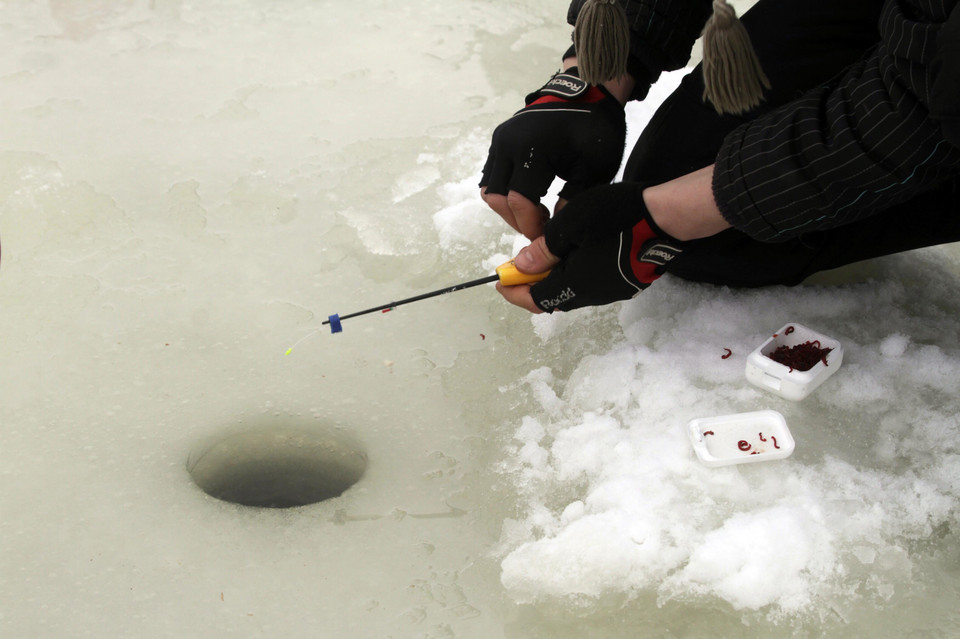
[284,260,549,354]
[322,260,549,333]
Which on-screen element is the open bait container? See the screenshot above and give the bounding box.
[687,410,795,467]
[745,322,843,401]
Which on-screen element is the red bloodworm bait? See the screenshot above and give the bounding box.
[703,430,715,436]
[721,348,732,359]
[784,326,795,335]
[480,333,486,340]
[758,432,767,442]
[771,436,780,449]
[738,440,751,451]
[768,340,833,372]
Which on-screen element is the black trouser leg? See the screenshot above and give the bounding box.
[644,180,960,287]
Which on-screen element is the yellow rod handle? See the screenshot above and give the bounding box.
[495,260,550,286]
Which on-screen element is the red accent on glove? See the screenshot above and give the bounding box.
[527,86,608,107]
[628,219,662,285]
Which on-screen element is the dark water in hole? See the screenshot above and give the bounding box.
[187,425,367,508]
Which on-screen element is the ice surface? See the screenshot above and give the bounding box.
[3,1,960,638]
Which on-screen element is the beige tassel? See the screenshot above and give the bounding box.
[701,0,770,115]
[573,0,630,86]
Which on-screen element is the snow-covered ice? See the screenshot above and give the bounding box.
[2,1,960,637]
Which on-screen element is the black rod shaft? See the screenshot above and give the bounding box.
[322,273,500,324]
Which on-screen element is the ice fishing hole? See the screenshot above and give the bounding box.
[187,423,367,508]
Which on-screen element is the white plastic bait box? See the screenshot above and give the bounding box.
[687,410,795,467]
[745,323,843,401]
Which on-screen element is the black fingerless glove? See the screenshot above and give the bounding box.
[530,183,684,312]
[480,67,626,203]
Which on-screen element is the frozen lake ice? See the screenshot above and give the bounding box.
[2,1,960,637]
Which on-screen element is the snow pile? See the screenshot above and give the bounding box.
[492,264,960,616]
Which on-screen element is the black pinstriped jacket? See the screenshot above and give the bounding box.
[567,0,960,242]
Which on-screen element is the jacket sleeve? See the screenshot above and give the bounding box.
[567,0,714,100]
[930,2,960,148]
[712,0,960,243]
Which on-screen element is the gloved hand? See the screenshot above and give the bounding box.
[526,182,684,312]
[479,67,626,229]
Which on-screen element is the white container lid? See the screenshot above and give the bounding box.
[745,323,843,401]
[687,410,795,467]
